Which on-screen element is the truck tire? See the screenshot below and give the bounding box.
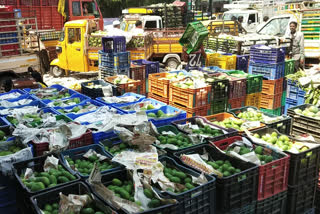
[165,58,180,69]
[50,66,65,77]
[0,77,13,92]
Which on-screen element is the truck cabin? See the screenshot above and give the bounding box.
[257,15,294,37]
[120,15,163,31]
[223,10,260,31]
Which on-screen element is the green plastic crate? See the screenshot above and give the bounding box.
[179,21,209,54]
[285,59,295,76]
[210,98,228,115]
[281,91,286,106]
[225,70,263,94]
[260,107,282,116]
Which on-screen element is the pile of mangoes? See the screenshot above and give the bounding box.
[157,133,193,149]
[147,110,167,118]
[0,130,8,141]
[41,199,104,214]
[53,97,81,107]
[65,154,116,176]
[192,125,224,137]
[57,103,92,114]
[163,166,198,193]
[226,145,273,165]
[0,144,24,156]
[21,165,76,192]
[206,160,242,177]
[107,178,161,208]
[8,113,44,128]
[104,142,137,156]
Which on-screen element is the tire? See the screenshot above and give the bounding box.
[50,66,65,77]
[165,58,180,70]
[0,77,13,92]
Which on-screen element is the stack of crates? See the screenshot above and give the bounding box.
[236,54,250,72]
[129,63,146,94]
[248,45,286,115]
[205,53,237,70]
[225,73,247,110]
[98,36,130,78]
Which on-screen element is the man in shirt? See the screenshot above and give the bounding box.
[287,21,305,72]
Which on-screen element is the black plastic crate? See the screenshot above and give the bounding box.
[171,116,238,141]
[316,188,320,214]
[173,144,258,213]
[256,191,287,214]
[287,180,317,214]
[250,127,320,186]
[30,181,115,214]
[88,168,179,214]
[229,106,292,135]
[205,72,229,100]
[81,80,118,99]
[220,201,256,214]
[156,156,216,214]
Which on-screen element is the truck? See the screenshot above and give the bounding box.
[0,7,43,91]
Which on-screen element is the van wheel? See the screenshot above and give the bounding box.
[50,66,65,77]
[166,58,180,69]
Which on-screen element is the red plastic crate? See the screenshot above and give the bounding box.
[260,93,282,109]
[148,92,169,104]
[262,78,284,95]
[228,75,247,99]
[169,84,211,108]
[212,136,290,201]
[129,63,146,81]
[228,96,245,109]
[31,129,93,156]
[170,102,211,118]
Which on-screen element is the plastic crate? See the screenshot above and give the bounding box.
[228,96,245,110]
[96,92,145,107]
[129,63,146,81]
[89,168,179,214]
[179,21,209,54]
[211,98,228,114]
[260,107,282,116]
[92,130,118,144]
[236,54,250,73]
[148,70,190,99]
[260,93,282,109]
[245,92,261,109]
[206,53,237,70]
[102,36,126,53]
[173,144,258,213]
[225,70,263,94]
[281,91,286,106]
[147,105,187,127]
[0,89,25,101]
[148,92,169,104]
[100,65,130,77]
[114,98,166,114]
[155,156,216,213]
[81,80,117,99]
[248,62,285,80]
[0,116,14,128]
[285,59,295,76]
[284,98,302,115]
[105,76,143,95]
[169,83,211,109]
[13,154,80,198]
[287,104,320,142]
[30,181,115,214]
[287,180,318,214]
[201,66,227,73]
[316,188,320,212]
[230,106,292,135]
[227,75,247,99]
[169,102,211,118]
[262,78,284,95]
[0,94,45,110]
[131,59,160,78]
[204,112,266,134]
[287,79,306,100]
[250,127,320,186]
[206,72,229,100]
[98,50,130,69]
[250,45,285,64]
[256,191,287,214]
[60,144,122,179]
[213,136,289,201]
[0,175,18,214]
[172,116,237,141]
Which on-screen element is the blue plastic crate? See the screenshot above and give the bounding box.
[0,89,26,101]
[0,94,43,110]
[54,99,106,119]
[60,144,122,179]
[284,98,305,115]
[92,130,118,144]
[95,92,145,107]
[0,100,47,116]
[47,93,91,107]
[99,65,130,77]
[98,50,130,69]
[147,105,187,127]
[248,61,285,80]
[250,45,285,64]
[114,98,167,114]
[236,54,249,72]
[287,79,306,99]
[0,117,11,128]
[131,59,160,77]
[102,36,126,53]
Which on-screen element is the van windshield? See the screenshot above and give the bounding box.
[258,17,290,36]
[223,13,248,21]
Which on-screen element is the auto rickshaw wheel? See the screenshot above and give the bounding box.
[50,66,65,77]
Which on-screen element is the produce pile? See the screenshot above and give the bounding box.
[127,37,145,49]
[65,153,117,176]
[206,160,242,177]
[147,110,176,118]
[51,97,81,107]
[159,71,188,82]
[21,164,77,192]
[191,125,224,137]
[236,108,286,124]
[293,105,320,119]
[157,132,194,149]
[57,102,98,114]
[0,144,23,156]
[88,31,108,48]
[211,117,248,131]
[120,102,158,111]
[104,142,138,156]
[30,88,71,101]
[113,75,136,84]
[0,129,9,141]
[163,166,198,193]
[7,112,53,128]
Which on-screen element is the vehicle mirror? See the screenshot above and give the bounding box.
[248,20,252,25]
[93,11,99,18]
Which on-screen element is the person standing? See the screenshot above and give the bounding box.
[287,21,305,71]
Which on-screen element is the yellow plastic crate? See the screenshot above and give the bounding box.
[206,53,237,70]
[245,92,261,109]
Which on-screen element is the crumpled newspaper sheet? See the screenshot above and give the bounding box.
[101,95,139,104]
[0,99,33,108]
[0,105,40,116]
[0,92,22,101]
